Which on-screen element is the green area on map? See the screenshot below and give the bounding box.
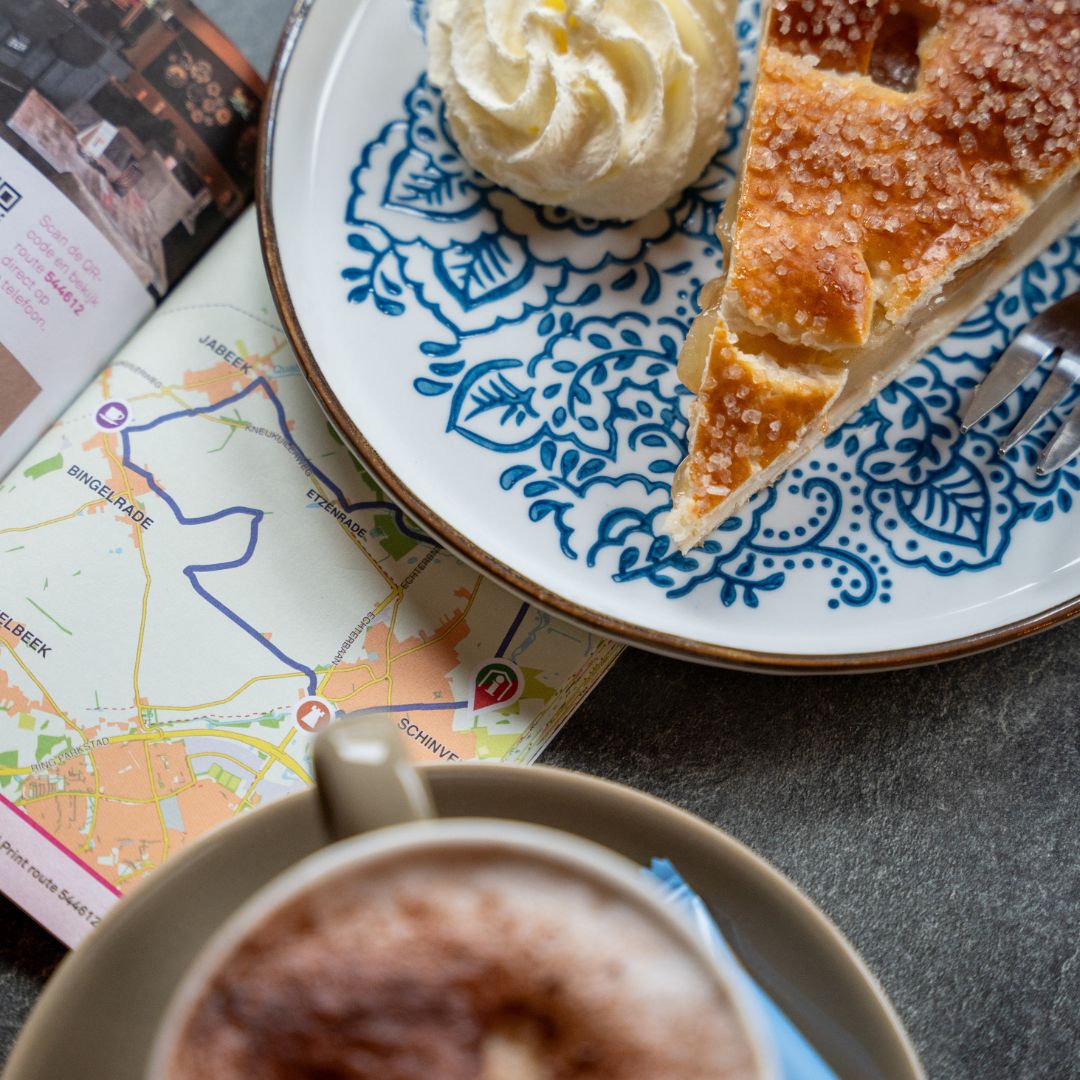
[23,454,63,480]
[34,734,68,761]
[208,762,242,792]
[375,513,419,560]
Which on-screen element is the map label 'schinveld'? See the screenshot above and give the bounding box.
[397,716,460,760]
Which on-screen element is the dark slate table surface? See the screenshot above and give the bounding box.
[2,3,1078,1077]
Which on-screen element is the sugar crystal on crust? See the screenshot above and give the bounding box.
[731,0,1080,350]
[667,0,1080,550]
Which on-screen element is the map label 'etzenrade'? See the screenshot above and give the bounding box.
[306,489,367,538]
[66,465,154,529]
[198,334,252,374]
[0,612,51,656]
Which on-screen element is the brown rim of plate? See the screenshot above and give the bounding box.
[255,0,1080,675]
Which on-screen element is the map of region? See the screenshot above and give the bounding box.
[0,216,619,910]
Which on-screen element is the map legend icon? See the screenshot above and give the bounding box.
[293,696,335,732]
[94,400,130,431]
[471,660,524,715]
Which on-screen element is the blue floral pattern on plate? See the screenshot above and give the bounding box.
[340,0,1080,612]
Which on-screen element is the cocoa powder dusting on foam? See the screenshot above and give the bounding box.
[166,851,758,1080]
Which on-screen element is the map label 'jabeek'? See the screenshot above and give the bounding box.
[198,334,252,374]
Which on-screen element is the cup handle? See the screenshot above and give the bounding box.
[313,711,434,841]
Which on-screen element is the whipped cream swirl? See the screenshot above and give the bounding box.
[428,0,739,221]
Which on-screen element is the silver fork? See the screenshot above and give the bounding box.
[961,292,1080,475]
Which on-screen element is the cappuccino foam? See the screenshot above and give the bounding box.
[166,847,760,1079]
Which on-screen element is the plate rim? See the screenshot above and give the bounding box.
[4,763,926,1079]
[255,0,1080,674]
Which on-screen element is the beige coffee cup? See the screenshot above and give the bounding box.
[147,712,776,1079]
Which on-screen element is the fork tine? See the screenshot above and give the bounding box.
[999,348,1078,455]
[961,329,1056,432]
[1035,349,1080,473]
[1037,399,1080,475]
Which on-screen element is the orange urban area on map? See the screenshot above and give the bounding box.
[4,594,502,891]
[0,334,519,893]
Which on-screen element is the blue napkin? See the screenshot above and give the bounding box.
[646,859,837,1080]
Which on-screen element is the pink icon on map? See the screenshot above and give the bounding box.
[95,400,130,431]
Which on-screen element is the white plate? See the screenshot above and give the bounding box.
[260,0,1080,670]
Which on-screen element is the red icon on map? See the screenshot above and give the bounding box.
[293,696,334,732]
[471,660,524,715]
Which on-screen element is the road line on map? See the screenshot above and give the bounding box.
[251,374,430,544]
[79,790,99,854]
[319,661,378,694]
[121,392,307,667]
[305,477,399,592]
[317,592,398,694]
[382,594,402,703]
[120,376,434,698]
[79,727,312,785]
[325,677,384,705]
[183,533,319,693]
[188,751,258,776]
[135,670,305,713]
[206,409,245,454]
[162,728,312,785]
[121,418,318,695]
[496,601,531,659]
[388,576,484,668]
[18,785,196,808]
[0,641,80,737]
[145,740,171,862]
[78,759,111,853]
[237,728,298,813]
[102,433,155,732]
[0,500,105,536]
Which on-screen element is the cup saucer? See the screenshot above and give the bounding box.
[4,763,923,1079]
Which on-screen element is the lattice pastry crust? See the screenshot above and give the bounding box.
[665,0,1080,552]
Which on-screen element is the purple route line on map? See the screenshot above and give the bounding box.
[348,701,469,715]
[121,377,432,697]
[339,602,531,719]
[496,601,529,658]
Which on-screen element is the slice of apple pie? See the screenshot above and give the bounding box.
[664,0,1080,552]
